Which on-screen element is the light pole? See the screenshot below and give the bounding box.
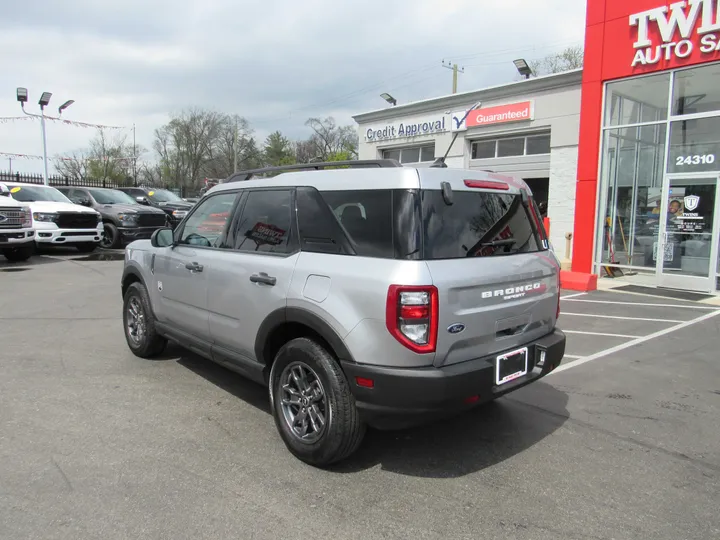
[16,87,75,186]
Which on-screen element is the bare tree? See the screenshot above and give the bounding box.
[87,128,134,184]
[304,117,359,161]
[529,45,584,76]
[54,150,90,182]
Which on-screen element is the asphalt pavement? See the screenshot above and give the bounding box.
[1,249,719,540]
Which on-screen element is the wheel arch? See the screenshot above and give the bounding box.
[255,307,356,370]
[121,266,146,298]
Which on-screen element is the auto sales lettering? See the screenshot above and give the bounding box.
[630,0,720,67]
[366,117,446,141]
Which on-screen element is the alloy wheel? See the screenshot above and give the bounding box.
[279,362,329,444]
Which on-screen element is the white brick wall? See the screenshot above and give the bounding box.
[548,146,578,259]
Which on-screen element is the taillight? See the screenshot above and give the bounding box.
[386,285,438,354]
[463,179,509,190]
[21,207,31,228]
[556,272,561,319]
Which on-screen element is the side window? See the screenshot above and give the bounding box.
[296,187,351,255]
[177,192,239,248]
[319,190,394,258]
[233,190,293,254]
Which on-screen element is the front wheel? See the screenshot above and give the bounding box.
[2,245,34,262]
[122,282,167,358]
[76,242,98,253]
[101,222,121,249]
[269,338,366,466]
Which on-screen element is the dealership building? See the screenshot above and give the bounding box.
[354,0,720,294]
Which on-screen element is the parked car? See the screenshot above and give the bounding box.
[4,182,102,252]
[0,183,35,262]
[120,160,565,466]
[116,187,194,229]
[57,187,168,249]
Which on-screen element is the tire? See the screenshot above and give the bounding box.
[2,245,34,262]
[122,281,167,358]
[76,242,98,253]
[269,338,366,466]
[101,222,121,249]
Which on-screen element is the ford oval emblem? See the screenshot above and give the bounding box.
[447,323,465,334]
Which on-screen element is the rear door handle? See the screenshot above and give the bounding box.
[185,262,204,272]
[250,272,276,286]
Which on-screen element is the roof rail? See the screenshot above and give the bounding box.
[224,159,403,183]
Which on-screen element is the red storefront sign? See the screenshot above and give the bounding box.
[571,0,720,281]
[465,101,534,128]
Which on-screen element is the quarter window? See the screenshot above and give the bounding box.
[178,192,238,248]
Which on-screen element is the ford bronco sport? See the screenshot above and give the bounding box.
[120,160,565,466]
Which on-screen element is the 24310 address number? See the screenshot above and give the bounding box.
[676,154,716,166]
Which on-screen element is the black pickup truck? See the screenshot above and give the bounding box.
[57,187,168,249]
[116,187,195,229]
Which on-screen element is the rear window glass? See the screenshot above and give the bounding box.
[318,189,420,259]
[421,190,542,259]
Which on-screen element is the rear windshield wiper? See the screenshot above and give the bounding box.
[479,238,516,247]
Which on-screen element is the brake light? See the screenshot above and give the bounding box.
[464,179,509,190]
[386,285,438,354]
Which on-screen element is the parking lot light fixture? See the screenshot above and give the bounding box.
[16,87,28,104]
[514,59,533,79]
[380,93,397,106]
[39,92,52,108]
[58,100,75,116]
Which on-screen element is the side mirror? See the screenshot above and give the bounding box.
[136,196,148,205]
[151,227,174,248]
[80,198,92,206]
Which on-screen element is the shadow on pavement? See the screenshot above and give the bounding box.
[173,347,569,478]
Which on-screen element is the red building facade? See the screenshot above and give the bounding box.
[573,0,720,293]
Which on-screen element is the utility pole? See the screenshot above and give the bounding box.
[233,116,238,173]
[442,60,465,94]
[8,157,12,175]
[132,123,137,186]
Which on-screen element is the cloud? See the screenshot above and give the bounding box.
[0,0,585,174]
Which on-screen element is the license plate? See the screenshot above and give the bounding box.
[495,347,528,386]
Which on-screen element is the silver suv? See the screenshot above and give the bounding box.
[120,160,565,466]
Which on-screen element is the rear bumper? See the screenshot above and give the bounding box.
[341,329,565,429]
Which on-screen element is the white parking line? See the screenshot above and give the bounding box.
[552,308,720,375]
[562,312,684,323]
[564,330,640,339]
[561,292,588,299]
[562,299,717,310]
[564,354,584,359]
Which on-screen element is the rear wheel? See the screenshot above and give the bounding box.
[269,338,366,466]
[2,245,34,262]
[101,222,121,249]
[122,282,167,358]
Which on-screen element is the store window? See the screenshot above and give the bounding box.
[382,144,435,164]
[672,63,720,116]
[470,133,550,159]
[667,116,720,174]
[599,124,667,269]
[604,73,670,126]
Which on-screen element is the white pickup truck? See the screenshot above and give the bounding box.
[0,183,35,262]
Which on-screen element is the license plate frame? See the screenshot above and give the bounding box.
[495,347,529,386]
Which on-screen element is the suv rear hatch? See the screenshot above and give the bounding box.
[416,169,559,367]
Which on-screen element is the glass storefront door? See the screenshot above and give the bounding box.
[656,175,720,293]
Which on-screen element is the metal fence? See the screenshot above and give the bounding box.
[0,171,189,197]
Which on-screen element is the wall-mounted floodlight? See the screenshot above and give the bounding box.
[514,59,533,79]
[58,99,75,115]
[380,93,397,106]
[38,92,53,108]
[16,87,28,104]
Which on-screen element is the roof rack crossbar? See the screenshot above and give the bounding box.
[224,159,403,183]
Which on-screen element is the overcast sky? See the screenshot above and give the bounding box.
[0,0,585,175]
